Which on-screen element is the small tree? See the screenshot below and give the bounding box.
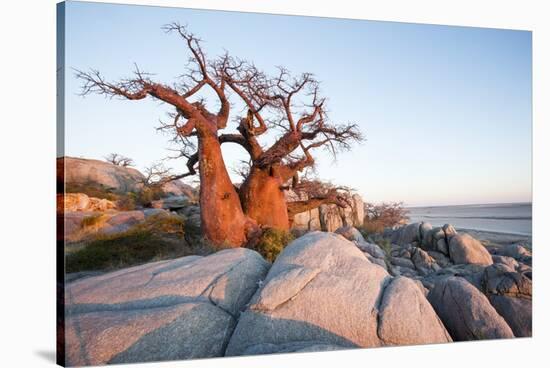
[363,202,409,233]
[104,153,134,167]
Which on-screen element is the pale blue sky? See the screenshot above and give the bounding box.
[62,1,532,206]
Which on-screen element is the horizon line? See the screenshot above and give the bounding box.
[404,201,532,208]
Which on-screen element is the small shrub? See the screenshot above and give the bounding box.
[135,213,185,236]
[65,182,119,201]
[363,202,409,234]
[253,228,294,263]
[117,193,137,211]
[360,220,386,235]
[136,186,165,207]
[373,238,393,269]
[376,238,392,256]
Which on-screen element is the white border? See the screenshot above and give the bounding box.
[0,1,548,367]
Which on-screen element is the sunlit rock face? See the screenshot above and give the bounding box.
[64,249,270,366]
[449,233,493,266]
[61,156,146,193]
[225,232,451,355]
[58,193,117,212]
[60,156,195,197]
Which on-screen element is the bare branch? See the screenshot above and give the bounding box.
[287,180,353,216]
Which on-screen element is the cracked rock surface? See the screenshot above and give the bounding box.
[65,248,270,366]
[427,276,514,341]
[225,232,451,355]
[63,224,530,365]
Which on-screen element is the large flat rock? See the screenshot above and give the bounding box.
[65,248,270,366]
[225,232,450,355]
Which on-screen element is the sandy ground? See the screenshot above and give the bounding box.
[458,228,532,249]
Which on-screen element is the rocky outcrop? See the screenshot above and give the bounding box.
[351,194,365,227]
[335,226,365,242]
[63,208,166,242]
[427,277,514,341]
[498,244,532,261]
[61,156,195,198]
[492,255,519,270]
[377,277,451,345]
[177,204,201,227]
[293,208,322,232]
[357,241,386,259]
[161,180,196,199]
[58,193,116,212]
[482,264,532,299]
[389,222,493,267]
[62,223,533,363]
[225,232,450,355]
[448,234,493,266]
[287,191,364,232]
[380,222,531,339]
[488,295,531,338]
[65,249,270,366]
[319,204,343,232]
[151,195,190,210]
[392,223,420,246]
[335,226,386,259]
[410,247,440,275]
[61,156,145,193]
[390,256,415,270]
[479,263,532,337]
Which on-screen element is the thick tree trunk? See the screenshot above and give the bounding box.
[239,165,290,231]
[198,132,253,247]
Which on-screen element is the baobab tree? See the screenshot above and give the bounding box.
[104,153,135,167]
[76,23,362,248]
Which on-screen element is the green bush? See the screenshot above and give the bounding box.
[66,230,176,273]
[376,238,392,256]
[374,238,392,269]
[253,228,294,263]
[66,214,188,273]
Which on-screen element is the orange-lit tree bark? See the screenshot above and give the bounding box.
[76,24,257,247]
[76,24,362,247]
[220,65,362,229]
